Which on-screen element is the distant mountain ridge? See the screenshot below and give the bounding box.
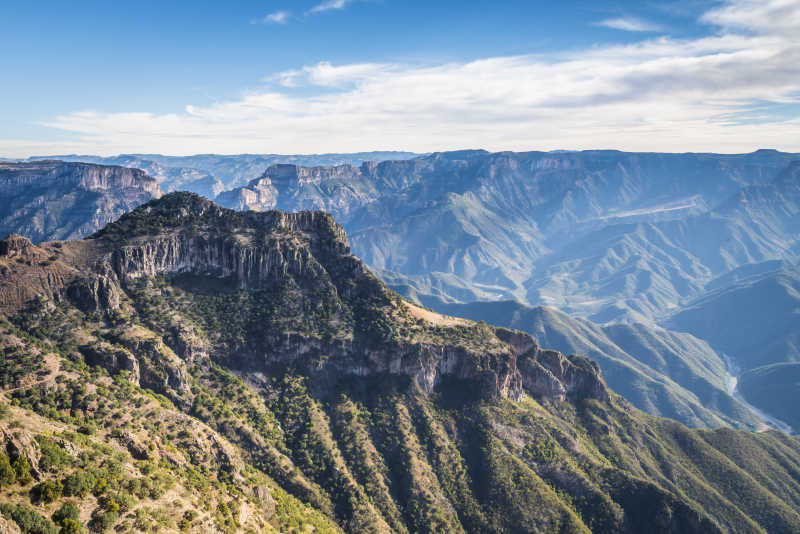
[27,152,420,195]
[0,160,162,243]
[215,149,800,323]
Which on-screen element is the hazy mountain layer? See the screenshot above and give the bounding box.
[0,161,162,243]
[1,194,800,533]
[30,152,419,195]
[216,149,800,323]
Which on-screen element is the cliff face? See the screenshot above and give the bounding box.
[0,160,162,243]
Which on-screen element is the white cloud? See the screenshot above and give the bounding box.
[252,10,291,24]
[702,0,800,34]
[5,0,800,157]
[272,61,391,88]
[595,17,662,32]
[308,0,351,14]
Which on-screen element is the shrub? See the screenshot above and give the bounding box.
[58,518,82,534]
[62,471,95,498]
[77,424,96,436]
[37,436,70,472]
[88,510,118,533]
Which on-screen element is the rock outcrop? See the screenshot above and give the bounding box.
[0,234,32,258]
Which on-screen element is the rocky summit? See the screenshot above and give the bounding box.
[0,193,800,534]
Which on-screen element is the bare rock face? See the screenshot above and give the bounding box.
[252,485,277,518]
[66,274,121,313]
[113,430,153,461]
[91,193,610,405]
[0,234,32,257]
[0,424,42,479]
[79,343,141,384]
[216,163,378,218]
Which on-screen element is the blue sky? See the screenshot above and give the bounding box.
[1,0,799,156]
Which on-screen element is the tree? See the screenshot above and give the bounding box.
[32,479,63,504]
[0,452,16,486]
[12,455,33,485]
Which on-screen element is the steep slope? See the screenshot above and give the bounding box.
[666,263,800,430]
[667,264,800,370]
[397,298,760,430]
[0,161,162,243]
[738,363,800,431]
[1,193,800,534]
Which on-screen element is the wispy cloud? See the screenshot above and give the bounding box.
[6,0,800,157]
[595,17,662,32]
[702,0,800,34]
[308,0,352,14]
[252,10,291,24]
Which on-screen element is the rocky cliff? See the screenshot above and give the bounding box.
[0,160,162,243]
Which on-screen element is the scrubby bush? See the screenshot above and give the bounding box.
[88,510,118,533]
[37,436,70,472]
[58,518,82,534]
[62,471,95,498]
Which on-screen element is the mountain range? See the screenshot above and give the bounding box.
[0,161,162,243]
[3,151,799,435]
[25,153,419,199]
[215,150,799,324]
[2,193,800,534]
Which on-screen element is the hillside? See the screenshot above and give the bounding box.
[1,193,800,533]
[667,264,800,370]
[739,363,800,431]
[0,161,162,243]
